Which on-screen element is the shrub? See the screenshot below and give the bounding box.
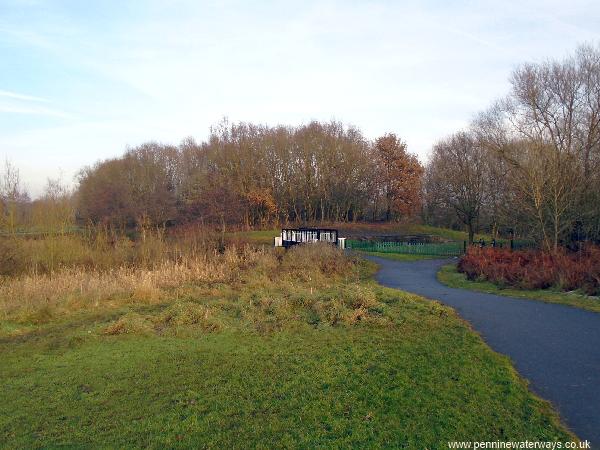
[458,246,600,295]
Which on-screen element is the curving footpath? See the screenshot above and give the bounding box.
[366,256,600,447]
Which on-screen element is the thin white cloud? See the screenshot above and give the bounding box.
[0,89,49,103]
[0,89,71,118]
[442,27,508,53]
[0,103,71,118]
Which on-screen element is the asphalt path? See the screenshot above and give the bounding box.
[366,256,600,447]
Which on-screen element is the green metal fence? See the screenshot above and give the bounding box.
[347,240,465,256]
[347,239,538,256]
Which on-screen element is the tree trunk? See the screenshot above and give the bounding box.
[467,221,475,244]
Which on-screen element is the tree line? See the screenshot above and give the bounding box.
[1,122,424,232]
[424,43,600,249]
[76,121,423,229]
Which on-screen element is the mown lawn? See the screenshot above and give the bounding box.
[0,283,575,448]
[437,264,600,314]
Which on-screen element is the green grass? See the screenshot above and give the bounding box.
[406,224,490,242]
[227,229,279,245]
[0,283,576,447]
[437,264,600,314]
[356,251,443,261]
[227,224,491,246]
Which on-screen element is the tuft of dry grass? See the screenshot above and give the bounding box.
[155,301,221,331]
[103,312,154,335]
[104,302,221,335]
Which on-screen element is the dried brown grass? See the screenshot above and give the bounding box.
[0,245,266,321]
[1,238,392,335]
[0,225,220,277]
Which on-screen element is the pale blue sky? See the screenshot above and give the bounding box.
[1,0,599,196]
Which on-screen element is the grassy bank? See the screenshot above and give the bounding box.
[0,242,576,447]
[227,224,491,245]
[405,224,490,242]
[438,264,600,313]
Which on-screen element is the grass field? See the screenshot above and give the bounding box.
[228,224,490,246]
[405,224,490,242]
[333,223,489,241]
[0,244,577,448]
[437,264,600,314]
[227,229,278,245]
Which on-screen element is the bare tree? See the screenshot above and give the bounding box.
[426,132,488,243]
[470,43,600,248]
[0,160,30,233]
[31,175,74,234]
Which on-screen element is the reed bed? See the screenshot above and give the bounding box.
[0,246,264,321]
[0,234,370,332]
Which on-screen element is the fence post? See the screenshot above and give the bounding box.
[510,239,514,251]
[463,240,467,254]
